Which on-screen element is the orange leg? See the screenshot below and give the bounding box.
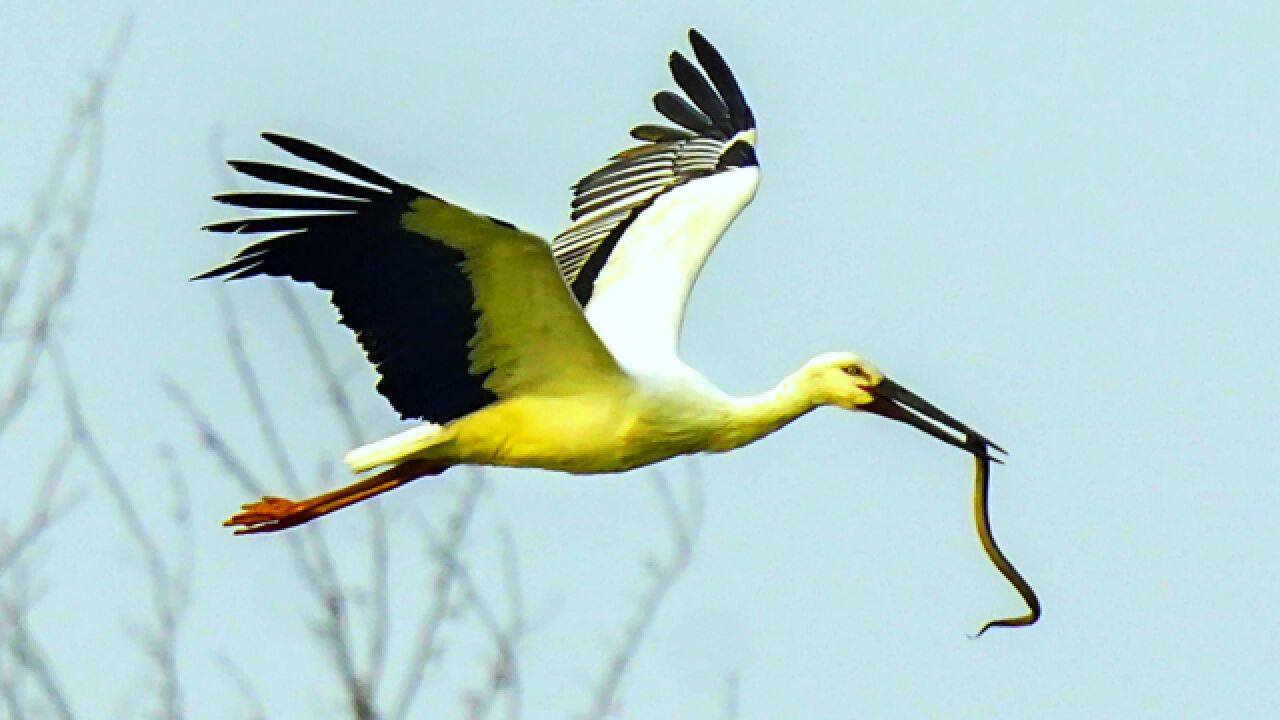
[225,459,445,535]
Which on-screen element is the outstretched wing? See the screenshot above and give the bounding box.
[199,133,624,424]
[552,29,760,368]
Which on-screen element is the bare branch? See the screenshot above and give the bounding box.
[166,379,380,717]
[582,466,705,720]
[365,503,391,699]
[0,29,117,437]
[217,655,269,720]
[455,523,527,720]
[1,571,76,720]
[213,286,305,497]
[0,19,131,720]
[0,435,76,578]
[415,479,525,720]
[391,474,484,720]
[274,282,364,447]
[53,349,168,589]
[151,445,193,720]
[51,349,191,720]
[269,281,396,708]
[491,526,526,720]
[163,379,277,504]
[0,16,130,339]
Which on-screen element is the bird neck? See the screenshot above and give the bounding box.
[715,371,821,452]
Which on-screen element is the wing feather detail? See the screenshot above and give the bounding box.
[201,134,623,423]
[552,30,758,308]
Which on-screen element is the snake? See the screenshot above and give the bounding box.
[970,448,1041,636]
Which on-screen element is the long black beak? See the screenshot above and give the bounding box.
[862,377,1006,462]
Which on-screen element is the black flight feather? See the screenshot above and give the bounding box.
[199,134,497,423]
[688,29,755,132]
[228,160,385,200]
[202,214,354,235]
[213,192,368,212]
[653,91,715,135]
[261,132,400,191]
[669,51,732,135]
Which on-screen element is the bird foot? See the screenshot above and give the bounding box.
[224,496,321,535]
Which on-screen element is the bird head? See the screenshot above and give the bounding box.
[805,352,1005,462]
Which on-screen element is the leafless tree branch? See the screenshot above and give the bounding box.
[217,655,269,720]
[0,18,130,440]
[213,286,305,497]
[461,524,526,720]
[0,18,135,720]
[52,347,191,720]
[390,475,483,720]
[1,570,76,720]
[583,467,705,720]
[0,435,76,578]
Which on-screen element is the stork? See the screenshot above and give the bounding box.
[199,29,1003,536]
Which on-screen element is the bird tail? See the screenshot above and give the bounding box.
[344,423,443,473]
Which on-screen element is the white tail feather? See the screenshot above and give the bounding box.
[344,423,442,473]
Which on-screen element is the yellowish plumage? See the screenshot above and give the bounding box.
[344,352,877,477]
[208,32,1001,539]
[402,197,624,397]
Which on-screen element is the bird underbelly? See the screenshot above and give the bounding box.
[491,424,693,475]
[442,396,704,475]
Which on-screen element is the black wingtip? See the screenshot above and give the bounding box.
[685,29,755,133]
[190,267,222,282]
[256,132,400,191]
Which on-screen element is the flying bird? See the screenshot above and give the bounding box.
[200,29,1003,535]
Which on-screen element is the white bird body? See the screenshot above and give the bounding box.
[201,31,1000,534]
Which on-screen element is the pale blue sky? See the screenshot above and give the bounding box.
[4,2,1279,717]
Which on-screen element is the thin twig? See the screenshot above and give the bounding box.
[435,484,525,720]
[214,286,304,497]
[162,379,266,496]
[0,435,76,577]
[54,350,166,588]
[1,574,76,720]
[583,467,705,720]
[52,348,190,720]
[217,655,269,720]
[166,381,375,715]
[0,20,129,720]
[271,279,395,708]
[0,53,108,438]
[391,474,484,720]
[0,16,130,340]
[152,445,193,720]
[274,282,364,446]
[496,526,526,720]
[366,502,391,701]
